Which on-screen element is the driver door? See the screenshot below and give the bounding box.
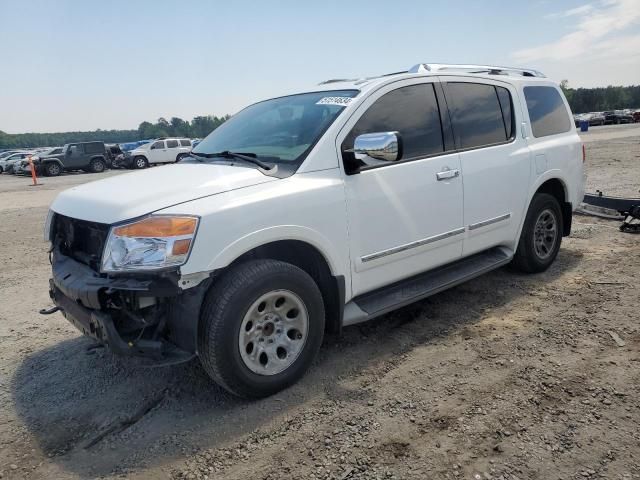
[338,79,464,296]
[148,140,167,163]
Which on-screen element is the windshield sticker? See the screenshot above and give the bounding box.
[316,96,353,107]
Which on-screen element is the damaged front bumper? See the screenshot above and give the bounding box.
[47,251,211,363]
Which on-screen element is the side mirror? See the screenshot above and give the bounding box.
[351,132,402,165]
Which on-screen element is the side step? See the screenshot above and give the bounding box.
[343,247,512,326]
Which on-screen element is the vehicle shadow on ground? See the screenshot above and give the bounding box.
[10,248,582,477]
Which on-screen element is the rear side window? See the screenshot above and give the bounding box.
[446,82,514,149]
[524,86,571,138]
[180,139,191,147]
[343,83,444,160]
[84,143,103,154]
[166,140,179,148]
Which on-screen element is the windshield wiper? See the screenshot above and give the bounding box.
[190,151,273,170]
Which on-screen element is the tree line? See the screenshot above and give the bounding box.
[0,114,230,149]
[2,84,640,149]
[560,82,640,114]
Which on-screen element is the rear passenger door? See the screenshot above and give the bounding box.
[442,79,531,256]
[165,139,180,162]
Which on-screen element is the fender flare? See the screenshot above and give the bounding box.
[513,170,572,245]
[204,225,345,277]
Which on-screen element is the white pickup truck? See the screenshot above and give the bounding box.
[45,63,584,398]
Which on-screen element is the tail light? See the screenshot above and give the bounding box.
[582,144,586,163]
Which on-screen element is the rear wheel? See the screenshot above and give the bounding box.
[89,158,105,173]
[134,156,148,169]
[45,162,62,177]
[198,260,325,398]
[176,153,187,163]
[511,193,563,273]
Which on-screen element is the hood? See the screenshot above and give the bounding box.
[50,163,279,224]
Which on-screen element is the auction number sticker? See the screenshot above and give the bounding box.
[316,96,353,106]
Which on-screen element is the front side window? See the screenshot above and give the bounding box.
[193,90,358,165]
[524,86,571,138]
[151,141,165,149]
[343,83,444,162]
[166,140,179,148]
[446,82,514,150]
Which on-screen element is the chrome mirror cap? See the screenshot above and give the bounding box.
[351,132,402,165]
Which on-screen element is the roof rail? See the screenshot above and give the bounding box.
[318,78,358,85]
[408,63,545,78]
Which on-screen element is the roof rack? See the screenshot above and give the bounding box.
[408,63,545,78]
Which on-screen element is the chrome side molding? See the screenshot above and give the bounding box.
[468,213,511,231]
[361,227,465,263]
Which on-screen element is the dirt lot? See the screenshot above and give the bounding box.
[0,126,638,480]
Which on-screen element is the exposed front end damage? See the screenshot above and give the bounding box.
[46,213,211,363]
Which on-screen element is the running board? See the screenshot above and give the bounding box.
[343,247,513,326]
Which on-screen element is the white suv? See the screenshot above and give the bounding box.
[45,63,584,398]
[128,138,192,168]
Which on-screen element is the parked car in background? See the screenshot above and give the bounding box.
[32,141,110,176]
[17,147,63,175]
[0,150,24,160]
[0,151,31,174]
[633,110,640,123]
[125,138,192,168]
[45,63,584,398]
[603,110,633,124]
[587,112,605,126]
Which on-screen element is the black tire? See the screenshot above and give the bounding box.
[512,193,563,273]
[89,158,105,173]
[0,166,3,174]
[198,259,325,398]
[45,162,62,177]
[133,156,148,169]
[176,153,187,163]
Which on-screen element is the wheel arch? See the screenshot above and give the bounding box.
[205,238,345,335]
[533,177,572,236]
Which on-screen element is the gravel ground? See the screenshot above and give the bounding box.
[0,126,638,480]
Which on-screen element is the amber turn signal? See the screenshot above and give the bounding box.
[172,238,192,256]
[114,216,197,238]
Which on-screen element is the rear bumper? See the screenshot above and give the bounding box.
[48,252,209,361]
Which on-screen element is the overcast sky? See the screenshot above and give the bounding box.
[1,0,639,134]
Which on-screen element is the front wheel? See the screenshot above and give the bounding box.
[133,156,148,169]
[511,193,563,273]
[198,260,325,398]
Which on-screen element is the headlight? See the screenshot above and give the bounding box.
[101,215,199,272]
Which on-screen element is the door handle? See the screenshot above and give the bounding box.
[436,168,460,181]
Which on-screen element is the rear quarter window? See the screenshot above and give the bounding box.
[524,86,571,138]
[180,139,191,147]
[84,143,104,154]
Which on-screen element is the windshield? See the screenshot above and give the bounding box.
[192,90,358,165]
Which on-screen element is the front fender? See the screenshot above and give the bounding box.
[205,225,342,276]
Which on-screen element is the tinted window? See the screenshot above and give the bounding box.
[446,82,511,149]
[166,140,179,148]
[151,141,165,149]
[180,139,191,147]
[524,86,571,138]
[84,143,103,154]
[344,84,443,161]
[194,90,358,164]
